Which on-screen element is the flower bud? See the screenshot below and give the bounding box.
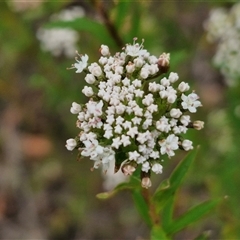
[121,164,136,176]
[134,57,144,68]
[140,68,149,79]
[170,108,182,118]
[169,72,179,83]
[66,138,77,151]
[193,120,204,130]
[126,62,135,73]
[152,163,163,174]
[158,53,170,67]
[70,102,81,114]
[181,139,193,151]
[82,86,94,97]
[158,53,170,73]
[85,74,96,84]
[167,93,177,104]
[141,177,152,189]
[178,82,190,92]
[100,44,110,56]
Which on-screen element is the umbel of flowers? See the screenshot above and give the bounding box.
[66,38,204,188]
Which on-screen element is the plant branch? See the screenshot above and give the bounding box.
[141,188,160,226]
[92,0,124,48]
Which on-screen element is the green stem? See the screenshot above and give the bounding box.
[141,188,160,226]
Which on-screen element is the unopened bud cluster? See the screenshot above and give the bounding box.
[66,38,204,188]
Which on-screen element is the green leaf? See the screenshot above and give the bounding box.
[132,189,152,227]
[127,2,141,40]
[165,199,220,235]
[151,225,170,240]
[153,147,199,212]
[161,196,174,230]
[114,1,132,30]
[44,17,116,47]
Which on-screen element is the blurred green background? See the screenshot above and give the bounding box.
[0,1,239,239]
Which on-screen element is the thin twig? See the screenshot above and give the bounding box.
[92,0,124,48]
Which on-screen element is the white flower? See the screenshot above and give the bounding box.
[161,77,170,87]
[111,137,122,149]
[88,63,102,77]
[136,132,148,144]
[115,104,126,114]
[121,135,131,147]
[129,151,140,161]
[156,116,170,132]
[182,139,193,151]
[106,115,115,125]
[142,118,152,129]
[140,67,149,79]
[181,93,202,113]
[104,129,113,139]
[132,116,142,125]
[125,41,147,57]
[178,82,190,92]
[142,94,154,106]
[74,54,89,73]
[152,163,163,174]
[134,89,144,97]
[66,39,204,187]
[85,74,96,84]
[133,105,143,116]
[149,82,161,92]
[132,79,142,88]
[126,62,135,73]
[168,72,179,83]
[159,134,179,157]
[142,161,150,172]
[134,57,144,67]
[70,102,81,114]
[100,44,110,56]
[115,116,124,125]
[122,77,130,86]
[82,86,94,97]
[99,56,108,65]
[114,124,123,134]
[66,138,77,151]
[180,115,191,126]
[127,126,138,138]
[170,108,182,118]
[86,100,103,116]
[122,121,132,130]
[149,151,160,159]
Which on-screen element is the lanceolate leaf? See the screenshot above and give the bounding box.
[153,147,199,212]
[161,196,175,230]
[132,189,152,227]
[165,199,220,235]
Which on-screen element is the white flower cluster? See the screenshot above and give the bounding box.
[204,3,240,85]
[37,6,85,58]
[66,39,203,188]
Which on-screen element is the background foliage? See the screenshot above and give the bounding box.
[0,1,239,239]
